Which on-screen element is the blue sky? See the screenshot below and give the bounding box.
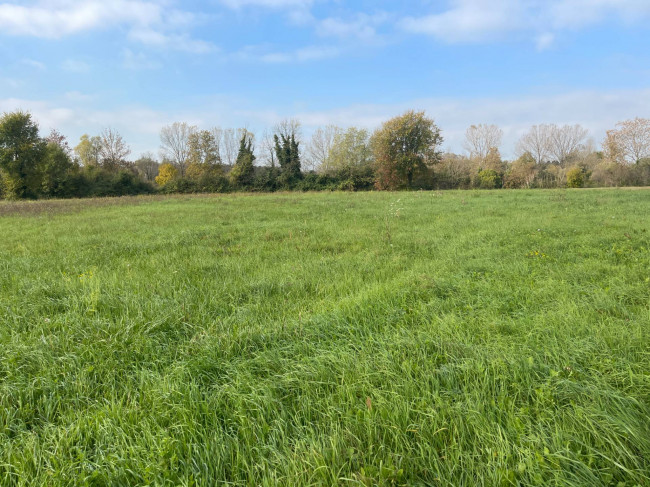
[1,0,649,158]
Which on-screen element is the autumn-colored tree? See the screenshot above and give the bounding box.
[188,129,221,166]
[372,110,443,190]
[155,162,178,186]
[504,152,537,188]
[74,134,102,167]
[603,117,650,164]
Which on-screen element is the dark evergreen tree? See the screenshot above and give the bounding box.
[274,133,301,185]
[229,132,256,189]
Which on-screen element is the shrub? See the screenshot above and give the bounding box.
[566,166,585,188]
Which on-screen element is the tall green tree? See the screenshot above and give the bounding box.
[274,133,301,184]
[230,132,256,189]
[371,110,443,190]
[0,111,46,199]
[40,142,76,197]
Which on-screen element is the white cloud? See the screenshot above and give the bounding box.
[121,49,162,70]
[62,59,90,73]
[128,28,216,53]
[0,1,159,37]
[317,13,388,42]
[0,0,213,53]
[535,32,555,51]
[21,58,46,70]
[218,0,313,8]
[400,0,521,43]
[236,44,339,63]
[399,0,650,45]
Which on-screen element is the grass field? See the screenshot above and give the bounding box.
[1,189,649,486]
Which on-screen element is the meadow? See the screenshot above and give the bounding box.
[0,189,648,486]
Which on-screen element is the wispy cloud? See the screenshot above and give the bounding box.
[0,0,214,53]
[317,13,388,43]
[399,0,650,46]
[21,58,46,70]
[218,0,314,9]
[62,59,91,73]
[121,49,162,70]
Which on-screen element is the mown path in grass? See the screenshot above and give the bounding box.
[1,189,649,486]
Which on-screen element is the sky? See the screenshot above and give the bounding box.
[1,0,650,159]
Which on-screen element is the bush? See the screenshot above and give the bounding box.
[73,166,155,197]
[474,169,502,189]
[566,166,585,188]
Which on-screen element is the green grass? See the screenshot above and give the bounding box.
[0,189,649,486]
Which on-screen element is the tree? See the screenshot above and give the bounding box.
[99,128,131,170]
[74,134,102,167]
[40,141,76,197]
[229,131,256,188]
[160,122,196,176]
[134,153,159,181]
[516,125,552,165]
[307,125,341,172]
[371,110,443,190]
[435,153,472,189]
[221,128,248,167]
[189,129,221,166]
[464,124,503,163]
[155,163,178,186]
[322,127,374,189]
[0,110,46,198]
[548,124,588,166]
[45,129,72,156]
[274,121,302,184]
[603,118,650,164]
[504,152,537,188]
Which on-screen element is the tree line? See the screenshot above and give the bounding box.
[1,109,649,200]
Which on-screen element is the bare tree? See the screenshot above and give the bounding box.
[464,124,503,162]
[516,124,552,165]
[548,124,588,166]
[274,118,302,143]
[45,129,72,155]
[134,152,159,181]
[100,127,131,170]
[258,129,277,167]
[221,128,250,167]
[306,125,341,172]
[160,122,196,176]
[604,117,650,164]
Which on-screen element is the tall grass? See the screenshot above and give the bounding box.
[0,189,648,486]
